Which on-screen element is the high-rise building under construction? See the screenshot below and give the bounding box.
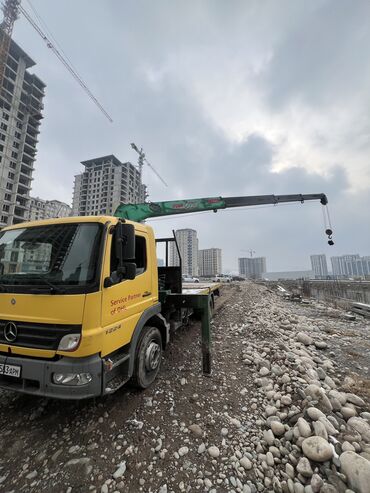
[0,36,45,226]
[72,155,146,217]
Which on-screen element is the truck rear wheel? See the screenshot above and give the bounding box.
[132,326,162,389]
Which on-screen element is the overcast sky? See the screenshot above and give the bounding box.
[13,0,370,272]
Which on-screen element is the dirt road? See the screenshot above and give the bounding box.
[0,283,369,493]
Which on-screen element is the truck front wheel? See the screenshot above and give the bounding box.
[132,326,162,389]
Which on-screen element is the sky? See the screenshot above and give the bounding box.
[12,0,370,272]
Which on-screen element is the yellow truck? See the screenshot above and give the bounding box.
[0,193,332,399]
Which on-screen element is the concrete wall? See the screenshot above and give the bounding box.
[269,279,370,305]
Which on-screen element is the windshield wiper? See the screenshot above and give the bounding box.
[0,284,9,293]
[29,277,65,294]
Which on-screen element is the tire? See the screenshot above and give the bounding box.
[131,326,162,389]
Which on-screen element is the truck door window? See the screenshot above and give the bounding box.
[135,236,147,275]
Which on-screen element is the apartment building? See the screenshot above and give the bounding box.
[72,155,146,216]
[28,197,71,221]
[310,254,328,279]
[170,228,199,277]
[0,36,45,226]
[331,254,370,278]
[238,256,266,279]
[198,248,222,277]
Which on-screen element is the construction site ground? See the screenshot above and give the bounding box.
[0,282,370,493]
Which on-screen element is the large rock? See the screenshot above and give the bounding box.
[341,406,356,420]
[348,417,370,442]
[313,421,328,440]
[302,437,333,462]
[270,421,285,437]
[189,424,203,437]
[207,446,220,458]
[240,457,252,470]
[305,384,333,413]
[346,393,366,407]
[297,417,312,438]
[296,457,313,477]
[307,407,326,421]
[340,451,370,493]
[297,332,313,345]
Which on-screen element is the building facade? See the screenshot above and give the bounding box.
[310,254,329,279]
[169,228,199,277]
[72,155,146,216]
[238,257,266,279]
[331,254,370,279]
[0,36,45,227]
[198,248,222,277]
[28,197,71,221]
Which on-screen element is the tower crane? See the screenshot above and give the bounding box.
[0,0,20,92]
[130,143,168,187]
[241,249,256,258]
[0,0,112,122]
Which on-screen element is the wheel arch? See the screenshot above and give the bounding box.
[128,303,169,377]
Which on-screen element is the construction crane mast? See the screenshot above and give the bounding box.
[0,0,112,122]
[0,0,20,92]
[131,143,168,187]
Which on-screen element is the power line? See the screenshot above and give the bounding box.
[19,3,113,123]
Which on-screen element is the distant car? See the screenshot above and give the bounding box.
[182,276,200,283]
[212,276,231,283]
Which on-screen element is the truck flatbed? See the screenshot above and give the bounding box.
[182,282,221,295]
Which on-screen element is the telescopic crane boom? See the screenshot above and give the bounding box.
[115,193,328,222]
[114,192,334,244]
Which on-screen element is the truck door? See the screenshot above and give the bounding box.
[101,231,153,352]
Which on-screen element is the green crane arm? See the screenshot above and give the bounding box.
[114,193,328,222]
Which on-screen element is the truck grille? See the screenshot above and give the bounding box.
[0,320,82,351]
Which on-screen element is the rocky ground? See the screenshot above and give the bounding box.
[1,282,370,493]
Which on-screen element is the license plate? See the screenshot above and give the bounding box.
[0,363,21,378]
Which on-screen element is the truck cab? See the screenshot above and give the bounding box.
[0,216,169,399]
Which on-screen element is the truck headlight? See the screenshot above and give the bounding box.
[53,372,92,386]
[58,334,81,351]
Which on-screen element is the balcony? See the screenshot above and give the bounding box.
[13,208,27,220]
[23,143,37,158]
[27,118,41,132]
[21,158,34,169]
[17,184,31,195]
[25,134,38,147]
[20,170,34,181]
[15,198,29,210]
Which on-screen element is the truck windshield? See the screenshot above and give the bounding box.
[0,222,103,293]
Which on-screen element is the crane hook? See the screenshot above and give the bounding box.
[322,206,334,246]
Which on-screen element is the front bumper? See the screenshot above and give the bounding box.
[0,353,103,399]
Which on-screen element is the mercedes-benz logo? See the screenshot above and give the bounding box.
[4,322,18,343]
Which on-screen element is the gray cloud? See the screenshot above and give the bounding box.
[11,0,370,272]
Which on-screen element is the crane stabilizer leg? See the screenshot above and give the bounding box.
[114,193,328,222]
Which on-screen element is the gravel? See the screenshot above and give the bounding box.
[0,281,369,492]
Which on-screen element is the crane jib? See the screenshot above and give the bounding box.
[114,193,329,222]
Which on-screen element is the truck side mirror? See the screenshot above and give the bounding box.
[104,222,137,288]
[104,262,136,287]
[116,222,135,261]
